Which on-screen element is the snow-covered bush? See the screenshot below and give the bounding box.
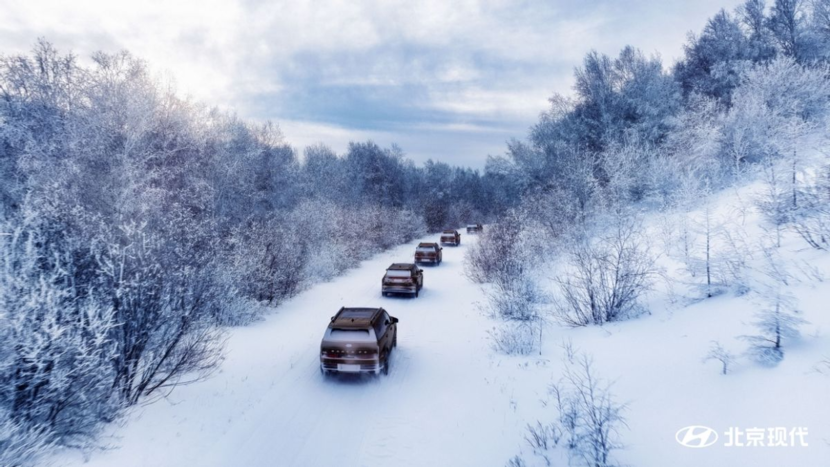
[756,158,794,248]
[554,214,657,326]
[703,341,735,375]
[0,220,119,460]
[487,322,538,356]
[547,352,627,467]
[505,455,528,467]
[229,218,307,305]
[0,417,53,467]
[792,165,830,250]
[465,211,527,285]
[470,209,549,354]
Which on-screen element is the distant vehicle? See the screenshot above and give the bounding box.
[320,307,398,376]
[466,223,484,234]
[440,229,461,246]
[415,242,443,264]
[382,263,424,297]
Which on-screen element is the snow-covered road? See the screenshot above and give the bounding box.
[57,232,526,467]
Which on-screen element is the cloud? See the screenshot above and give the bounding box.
[1,0,745,167]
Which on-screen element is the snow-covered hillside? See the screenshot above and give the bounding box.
[53,180,830,467]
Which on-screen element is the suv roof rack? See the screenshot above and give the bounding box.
[332,307,383,327]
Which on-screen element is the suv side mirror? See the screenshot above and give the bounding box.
[390,317,399,324]
[330,316,335,322]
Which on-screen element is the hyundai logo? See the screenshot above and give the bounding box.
[676,426,718,448]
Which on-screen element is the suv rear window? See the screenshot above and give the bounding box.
[327,328,375,342]
[386,270,412,278]
[416,247,435,253]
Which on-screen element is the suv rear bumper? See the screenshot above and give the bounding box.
[440,240,458,245]
[382,285,417,293]
[415,257,439,263]
[321,359,382,374]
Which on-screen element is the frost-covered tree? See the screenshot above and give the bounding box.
[675,9,754,103]
[767,0,812,61]
[742,246,807,364]
[742,286,806,364]
[738,0,778,62]
[554,211,657,326]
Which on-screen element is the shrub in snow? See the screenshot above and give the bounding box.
[525,421,561,462]
[229,218,307,305]
[483,271,543,322]
[0,416,53,467]
[0,221,119,460]
[548,352,627,467]
[92,221,226,406]
[553,213,656,326]
[488,322,538,356]
[465,211,527,285]
[741,286,807,365]
[792,165,830,250]
[703,341,735,375]
[756,159,794,248]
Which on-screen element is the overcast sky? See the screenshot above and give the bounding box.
[2,0,744,168]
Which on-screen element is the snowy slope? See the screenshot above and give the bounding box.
[54,181,830,467]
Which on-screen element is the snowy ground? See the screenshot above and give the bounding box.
[54,181,830,467]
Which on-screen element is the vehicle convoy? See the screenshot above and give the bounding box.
[382,263,424,297]
[320,307,398,375]
[440,229,461,246]
[466,223,483,234]
[414,242,443,264]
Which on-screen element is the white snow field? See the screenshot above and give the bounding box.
[55,182,830,467]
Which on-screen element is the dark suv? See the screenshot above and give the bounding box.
[382,263,424,297]
[466,223,483,234]
[440,229,461,246]
[414,242,443,265]
[320,307,398,375]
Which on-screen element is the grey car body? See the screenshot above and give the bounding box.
[381,263,424,297]
[320,307,398,375]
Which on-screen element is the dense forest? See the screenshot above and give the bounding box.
[3,0,830,465]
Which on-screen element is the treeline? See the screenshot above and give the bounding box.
[0,41,494,464]
[469,0,830,348]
